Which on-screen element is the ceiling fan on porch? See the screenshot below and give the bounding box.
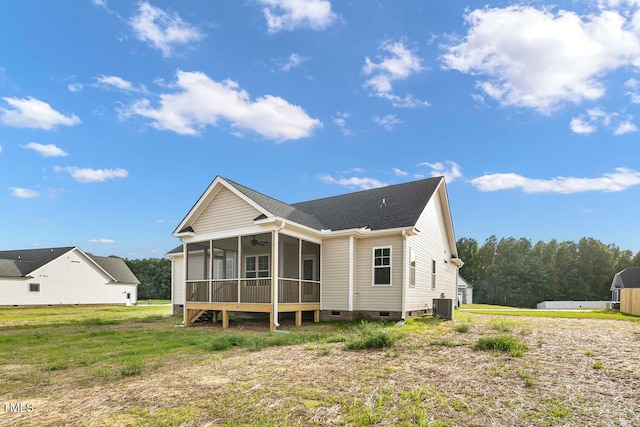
[250,236,269,246]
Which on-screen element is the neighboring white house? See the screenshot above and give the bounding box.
[457,274,473,305]
[167,176,463,330]
[0,247,139,306]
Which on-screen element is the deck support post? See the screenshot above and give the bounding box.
[295,311,302,327]
[184,309,191,327]
[269,311,276,331]
[314,309,320,323]
[212,311,218,323]
[222,310,229,329]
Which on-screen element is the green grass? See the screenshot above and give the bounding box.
[344,321,399,350]
[462,305,640,322]
[473,335,529,357]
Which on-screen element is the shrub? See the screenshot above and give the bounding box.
[473,335,528,357]
[454,323,470,333]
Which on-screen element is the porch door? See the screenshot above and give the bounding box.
[302,256,316,300]
[302,257,315,281]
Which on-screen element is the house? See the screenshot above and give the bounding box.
[0,247,139,306]
[457,274,473,305]
[610,267,640,302]
[168,176,463,330]
[611,267,640,316]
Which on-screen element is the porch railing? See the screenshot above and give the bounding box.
[186,278,320,304]
[279,279,320,303]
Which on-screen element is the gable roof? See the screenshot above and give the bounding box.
[611,267,640,290]
[0,247,75,277]
[88,255,140,285]
[176,175,444,235]
[0,247,139,284]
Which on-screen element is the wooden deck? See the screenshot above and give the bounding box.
[184,278,321,330]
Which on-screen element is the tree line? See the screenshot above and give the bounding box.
[122,257,171,300]
[457,236,640,308]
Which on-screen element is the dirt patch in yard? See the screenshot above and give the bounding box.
[2,314,639,426]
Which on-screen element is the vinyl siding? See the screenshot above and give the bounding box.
[187,252,207,280]
[192,187,262,234]
[355,235,402,312]
[405,189,457,312]
[321,237,350,310]
[0,249,137,306]
[172,254,185,305]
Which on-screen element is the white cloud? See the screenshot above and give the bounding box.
[570,107,635,135]
[441,6,640,113]
[392,168,408,176]
[1,97,81,129]
[68,83,83,92]
[54,166,128,183]
[471,167,640,193]
[0,145,3,153]
[319,174,386,190]
[373,114,402,131]
[129,1,204,57]
[122,70,321,142]
[22,142,69,157]
[614,120,638,134]
[570,117,597,134]
[259,0,337,32]
[280,53,307,71]
[95,75,132,91]
[418,161,463,183]
[332,111,352,135]
[363,41,429,107]
[88,238,115,244]
[625,78,640,103]
[10,187,39,198]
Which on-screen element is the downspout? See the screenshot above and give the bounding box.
[348,235,354,312]
[401,230,407,320]
[273,221,285,328]
[182,241,188,325]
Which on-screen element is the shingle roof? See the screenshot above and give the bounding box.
[0,247,75,277]
[611,267,640,290]
[291,177,442,231]
[225,178,326,230]
[0,247,139,284]
[88,255,140,285]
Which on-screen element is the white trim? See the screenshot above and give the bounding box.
[372,246,392,287]
[348,235,354,311]
[179,226,268,244]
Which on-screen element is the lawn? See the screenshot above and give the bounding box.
[460,304,640,322]
[1,305,639,426]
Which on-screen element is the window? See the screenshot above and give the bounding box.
[431,259,436,289]
[373,247,391,286]
[245,255,269,278]
[29,283,40,292]
[409,247,416,288]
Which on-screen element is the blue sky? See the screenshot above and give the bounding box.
[1,0,639,258]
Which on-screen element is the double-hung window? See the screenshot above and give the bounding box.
[431,259,437,289]
[409,248,416,288]
[373,247,391,286]
[245,255,270,278]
